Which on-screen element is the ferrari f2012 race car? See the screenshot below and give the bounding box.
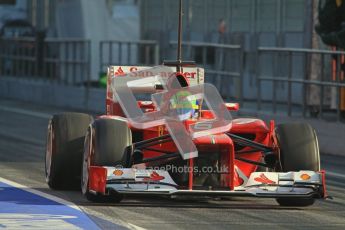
[44,0,326,207]
[45,62,326,206]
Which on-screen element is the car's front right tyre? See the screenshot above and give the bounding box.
[45,113,92,190]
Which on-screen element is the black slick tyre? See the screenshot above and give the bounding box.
[275,123,320,207]
[81,118,132,203]
[45,112,93,190]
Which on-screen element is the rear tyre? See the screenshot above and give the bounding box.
[81,118,132,202]
[45,113,93,190]
[275,123,320,207]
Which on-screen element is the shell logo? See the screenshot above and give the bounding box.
[113,170,123,176]
[300,173,311,181]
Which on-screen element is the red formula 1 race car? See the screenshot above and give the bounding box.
[45,62,326,206]
[44,0,326,206]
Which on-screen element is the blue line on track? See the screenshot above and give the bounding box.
[0,181,100,229]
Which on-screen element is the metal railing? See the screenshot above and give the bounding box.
[169,41,244,104]
[0,37,36,78]
[43,38,91,85]
[3,36,344,122]
[0,37,91,86]
[99,40,159,74]
[256,47,345,121]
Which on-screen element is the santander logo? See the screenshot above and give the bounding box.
[114,66,197,79]
[143,172,165,182]
[254,173,276,184]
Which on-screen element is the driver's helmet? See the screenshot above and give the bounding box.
[165,74,199,120]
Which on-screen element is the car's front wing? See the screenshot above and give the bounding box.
[88,167,326,199]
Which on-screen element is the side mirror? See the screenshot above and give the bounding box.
[225,103,239,111]
[138,101,155,110]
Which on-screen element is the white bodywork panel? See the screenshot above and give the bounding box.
[108,65,205,94]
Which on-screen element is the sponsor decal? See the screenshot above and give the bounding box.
[300,173,311,181]
[114,66,197,79]
[113,169,123,176]
[180,72,197,79]
[115,67,126,76]
[254,173,276,184]
[143,172,165,182]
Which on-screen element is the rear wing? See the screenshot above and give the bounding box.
[106,65,205,115]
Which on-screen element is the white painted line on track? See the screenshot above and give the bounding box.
[128,223,148,230]
[0,177,80,211]
[327,171,345,179]
[0,105,52,119]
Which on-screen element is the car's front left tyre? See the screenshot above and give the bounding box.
[81,118,132,202]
